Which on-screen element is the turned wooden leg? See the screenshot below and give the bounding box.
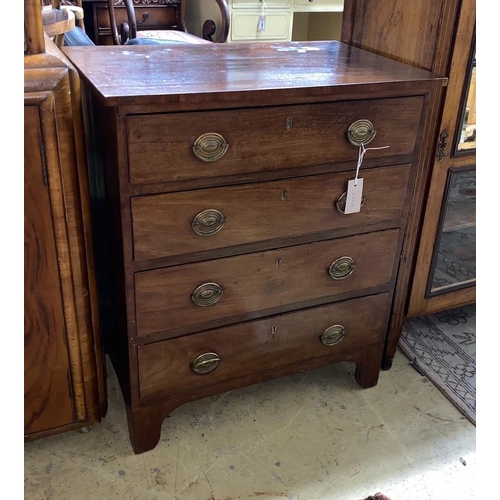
[126,403,177,454]
[355,344,384,389]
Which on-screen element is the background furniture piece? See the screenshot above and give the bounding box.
[42,0,85,46]
[406,4,476,317]
[80,0,229,45]
[107,0,229,45]
[341,0,476,367]
[24,0,106,441]
[64,40,443,454]
[186,0,344,43]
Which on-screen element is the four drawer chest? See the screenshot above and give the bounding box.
[64,40,444,453]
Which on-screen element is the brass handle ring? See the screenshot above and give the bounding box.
[193,132,229,162]
[191,282,223,307]
[191,352,221,374]
[328,256,356,280]
[192,209,226,236]
[347,119,377,147]
[320,325,346,346]
[136,12,149,25]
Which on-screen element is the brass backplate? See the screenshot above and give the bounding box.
[320,325,346,346]
[328,256,356,280]
[191,283,223,307]
[191,352,221,374]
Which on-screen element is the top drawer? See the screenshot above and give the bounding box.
[126,96,423,186]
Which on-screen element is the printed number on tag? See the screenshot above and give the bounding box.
[343,178,364,214]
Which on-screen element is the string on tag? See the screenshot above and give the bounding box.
[257,0,267,32]
[354,143,390,186]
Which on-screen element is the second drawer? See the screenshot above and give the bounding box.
[131,164,411,261]
[134,229,400,338]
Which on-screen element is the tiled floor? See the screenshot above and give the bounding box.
[24,350,476,500]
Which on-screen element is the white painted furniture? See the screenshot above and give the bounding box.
[186,0,344,43]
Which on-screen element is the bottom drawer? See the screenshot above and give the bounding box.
[138,293,390,400]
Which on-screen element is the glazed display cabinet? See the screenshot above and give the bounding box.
[407,13,476,317]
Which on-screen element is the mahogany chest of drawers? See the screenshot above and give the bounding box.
[64,41,444,454]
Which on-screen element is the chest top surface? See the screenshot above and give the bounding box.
[63,40,445,107]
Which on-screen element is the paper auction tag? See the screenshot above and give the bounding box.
[257,15,266,32]
[343,178,364,214]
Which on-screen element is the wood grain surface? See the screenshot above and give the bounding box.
[127,98,422,185]
[138,292,390,400]
[24,104,75,435]
[63,40,445,107]
[135,229,400,338]
[131,164,411,261]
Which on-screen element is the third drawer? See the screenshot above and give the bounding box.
[134,229,400,338]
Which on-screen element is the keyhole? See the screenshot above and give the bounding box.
[281,189,288,201]
[286,117,293,131]
[271,325,277,337]
[275,257,282,268]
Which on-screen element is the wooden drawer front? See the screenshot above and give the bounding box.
[233,0,291,8]
[96,5,178,31]
[138,292,390,400]
[135,229,399,337]
[127,97,423,186]
[132,164,411,261]
[231,11,291,41]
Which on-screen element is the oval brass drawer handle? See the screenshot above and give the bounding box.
[347,119,377,147]
[191,282,223,307]
[335,192,366,214]
[329,256,356,280]
[191,209,226,236]
[191,352,221,374]
[193,132,229,162]
[320,325,346,346]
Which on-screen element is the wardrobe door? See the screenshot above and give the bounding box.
[24,97,76,435]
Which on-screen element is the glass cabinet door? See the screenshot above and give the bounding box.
[427,168,476,295]
[426,39,476,298]
[408,17,476,317]
[457,48,476,152]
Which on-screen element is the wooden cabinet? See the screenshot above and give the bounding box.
[64,40,442,453]
[24,0,106,440]
[406,5,476,317]
[82,0,183,45]
[25,103,78,434]
[342,0,476,366]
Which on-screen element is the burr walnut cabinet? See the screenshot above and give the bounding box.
[63,40,444,453]
[24,0,106,440]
